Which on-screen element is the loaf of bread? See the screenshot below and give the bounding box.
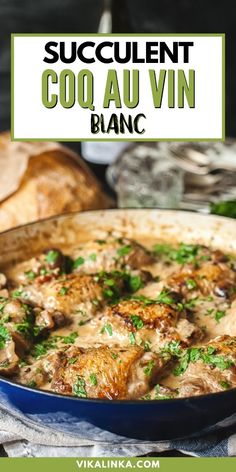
[0,133,113,232]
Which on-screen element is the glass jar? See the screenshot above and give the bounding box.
[106,143,184,209]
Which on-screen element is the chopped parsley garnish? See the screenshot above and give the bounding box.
[33,326,42,337]
[215,310,226,323]
[24,270,36,281]
[131,289,175,307]
[68,357,77,365]
[142,393,151,400]
[89,253,97,261]
[117,245,132,257]
[0,325,11,349]
[0,361,10,368]
[143,360,155,377]
[141,340,151,352]
[73,376,87,398]
[200,347,234,371]
[156,289,175,305]
[129,332,136,345]
[206,308,214,315]
[27,381,37,388]
[18,359,28,367]
[31,338,58,359]
[153,242,200,265]
[12,288,29,300]
[162,340,182,358]
[77,309,87,316]
[173,353,190,376]
[111,352,118,360]
[177,297,199,311]
[95,270,145,305]
[219,380,230,389]
[59,286,68,296]
[103,288,114,298]
[73,256,85,269]
[103,278,115,287]
[211,200,236,219]
[78,320,88,326]
[186,279,197,290]
[95,271,123,303]
[89,373,98,386]
[45,250,60,264]
[14,307,35,340]
[130,314,144,330]
[92,298,100,306]
[0,298,8,313]
[154,384,173,400]
[1,314,10,323]
[95,239,106,245]
[15,320,33,339]
[161,341,234,377]
[60,331,78,344]
[128,275,143,293]
[100,323,113,336]
[12,288,23,299]
[153,243,173,258]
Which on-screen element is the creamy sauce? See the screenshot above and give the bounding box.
[1,236,236,399]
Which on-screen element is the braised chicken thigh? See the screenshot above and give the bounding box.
[176,335,236,397]
[71,237,154,273]
[50,345,166,400]
[100,295,203,351]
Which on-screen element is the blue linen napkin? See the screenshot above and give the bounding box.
[0,403,236,457]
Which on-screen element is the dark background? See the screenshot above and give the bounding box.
[0,0,234,135]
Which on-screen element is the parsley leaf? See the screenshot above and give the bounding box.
[24,270,36,281]
[45,250,60,264]
[143,360,155,376]
[130,314,144,330]
[27,381,37,388]
[100,324,113,336]
[60,331,78,344]
[154,384,173,400]
[128,275,143,293]
[68,357,77,365]
[89,373,98,386]
[156,289,175,305]
[215,310,226,323]
[153,242,200,265]
[111,352,118,360]
[31,338,58,359]
[219,380,230,389]
[131,289,175,307]
[73,376,87,398]
[0,325,11,349]
[117,245,132,257]
[129,332,136,345]
[162,340,182,357]
[89,253,97,261]
[95,239,106,245]
[12,288,23,299]
[186,278,197,290]
[73,257,85,269]
[59,286,68,296]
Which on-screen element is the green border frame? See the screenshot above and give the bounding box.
[1,457,236,471]
[11,33,225,142]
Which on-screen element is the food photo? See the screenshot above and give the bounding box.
[0,0,236,465]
